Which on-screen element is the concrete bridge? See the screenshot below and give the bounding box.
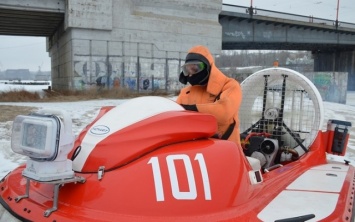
[220,5,355,90]
[221,4,355,51]
[0,0,355,91]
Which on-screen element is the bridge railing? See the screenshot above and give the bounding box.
[222,4,355,30]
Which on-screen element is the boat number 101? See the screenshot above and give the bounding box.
[148,153,211,201]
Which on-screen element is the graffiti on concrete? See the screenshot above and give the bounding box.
[225,31,246,39]
[72,58,182,91]
[262,31,272,39]
[307,72,347,104]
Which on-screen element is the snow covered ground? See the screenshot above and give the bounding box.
[0,85,355,179]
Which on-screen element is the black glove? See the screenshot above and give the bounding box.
[181,104,198,111]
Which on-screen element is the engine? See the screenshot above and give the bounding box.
[242,134,279,169]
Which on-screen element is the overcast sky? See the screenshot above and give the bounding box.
[0,0,353,72]
[225,0,353,22]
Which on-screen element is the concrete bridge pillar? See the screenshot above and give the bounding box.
[313,50,355,90]
[48,0,222,91]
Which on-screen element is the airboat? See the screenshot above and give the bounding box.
[0,67,353,221]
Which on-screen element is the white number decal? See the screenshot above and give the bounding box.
[148,153,211,201]
[148,157,164,201]
[195,153,211,200]
[167,154,197,200]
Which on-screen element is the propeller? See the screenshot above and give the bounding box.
[240,68,324,161]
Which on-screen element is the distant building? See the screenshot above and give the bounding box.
[35,71,51,81]
[4,69,31,80]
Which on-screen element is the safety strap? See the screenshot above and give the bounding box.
[213,92,235,140]
[221,119,236,140]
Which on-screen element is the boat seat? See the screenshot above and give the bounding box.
[247,156,262,171]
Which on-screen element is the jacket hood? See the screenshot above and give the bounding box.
[180,45,227,95]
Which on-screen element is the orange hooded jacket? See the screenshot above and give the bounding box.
[176,45,242,145]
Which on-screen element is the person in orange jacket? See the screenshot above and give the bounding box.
[177,45,242,145]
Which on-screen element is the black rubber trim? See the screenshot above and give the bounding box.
[0,196,32,222]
